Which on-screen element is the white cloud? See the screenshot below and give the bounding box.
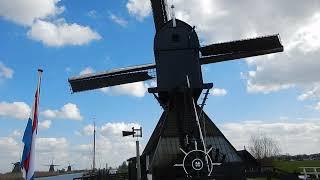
[0,131,142,173]
[27,19,101,47]
[314,102,320,111]
[0,62,14,79]
[0,0,100,47]
[11,129,23,137]
[81,122,140,137]
[79,67,94,76]
[95,122,141,167]
[126,0,151,20]
[35,137,70,169]
[297,83,320,101]
[74,130,82,136]
[42,103,83,120]
[82,124,94,136]
[287,13,320,53]
[109,13,128,27]
[0,0,64,26]
[100,81,149,97]
[87,10,98,18]
[0,137,20,173]
[100,122,140,138]
[210,88,227,96]
[36,137,68,152]
[74,122,141,168]
[0,137,19,156]
[0,135,72,173]
[0,101,30,120]
[220,120,320,155]
[246,80,294,94]
[39,120,52,129]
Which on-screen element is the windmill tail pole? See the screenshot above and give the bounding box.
[186,75,207,151]
[187,75,210,172]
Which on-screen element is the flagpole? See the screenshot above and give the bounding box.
[31,68,43,178]
[34,68,43,169]
[21,68,43,180]
[35,69,43,135]
[37,69,43,93]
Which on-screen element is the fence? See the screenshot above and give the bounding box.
[73,170,128,180]
[299,167,320,180]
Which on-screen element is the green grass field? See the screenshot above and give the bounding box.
[272,160,320,173]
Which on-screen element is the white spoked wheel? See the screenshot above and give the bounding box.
[174,146,221,178]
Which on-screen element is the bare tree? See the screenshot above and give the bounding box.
[117,161,128,173]
[248,133,280,160]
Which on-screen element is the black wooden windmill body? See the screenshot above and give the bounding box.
[11,162,22,173]
[66,162,75,172]
[44,160,60,172]
[69,0,283,179]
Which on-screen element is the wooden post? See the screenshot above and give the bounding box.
[303,168,307,180]
[314,167,319,179]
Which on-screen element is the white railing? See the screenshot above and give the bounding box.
[299,167,320,180]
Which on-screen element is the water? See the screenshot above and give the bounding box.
[35,173,83,180]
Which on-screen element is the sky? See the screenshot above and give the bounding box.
[0,0,320,173]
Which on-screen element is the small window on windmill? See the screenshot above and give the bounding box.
[172,33,180,42]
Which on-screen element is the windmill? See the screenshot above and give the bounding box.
[11,162,21,173]
[68,0,283,179]
[66,162,75,172]
[44,160,60,172]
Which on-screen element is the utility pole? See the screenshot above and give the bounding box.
[122,127,142,180]
[93,120,96,171]
[135,128,141,180]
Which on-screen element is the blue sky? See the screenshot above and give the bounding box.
[0,0,320,173]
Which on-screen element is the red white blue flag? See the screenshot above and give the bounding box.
[21,70,43,180]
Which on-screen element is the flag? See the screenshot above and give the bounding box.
[21,69,43,180]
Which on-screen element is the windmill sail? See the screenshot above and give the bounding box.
[68,63,155,93]
[200,34,283,65]
[150,0,168,31]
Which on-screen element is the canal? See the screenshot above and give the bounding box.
[35,173,83,180]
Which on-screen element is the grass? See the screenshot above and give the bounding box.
[0,172,23,180]
[0,171,75,179]
[272,160,320,173]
